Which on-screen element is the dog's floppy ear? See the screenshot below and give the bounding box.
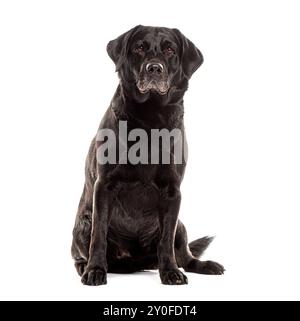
[107,25,142,71]
[173,29,204,79]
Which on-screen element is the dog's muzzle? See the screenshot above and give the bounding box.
[137,61,169,95]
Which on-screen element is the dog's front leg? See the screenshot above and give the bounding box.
[158,186,188,285]
[81,178,111,285]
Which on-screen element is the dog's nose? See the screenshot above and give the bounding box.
[146,63,164,74]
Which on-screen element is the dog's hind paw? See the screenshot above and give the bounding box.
[185,259,225,275]
[75,260,87,276]
[198,260,225,275]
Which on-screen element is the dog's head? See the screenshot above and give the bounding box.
[107,25,203,102]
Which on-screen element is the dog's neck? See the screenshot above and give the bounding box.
[111,84,185,130]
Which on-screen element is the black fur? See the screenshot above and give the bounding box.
[71,25,224,285]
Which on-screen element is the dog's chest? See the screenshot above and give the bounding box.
[116,181,160,216]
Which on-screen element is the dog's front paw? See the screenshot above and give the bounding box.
[160,269,188,285]
[81,266,107,286]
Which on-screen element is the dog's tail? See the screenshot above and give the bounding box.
[188,236,214,258]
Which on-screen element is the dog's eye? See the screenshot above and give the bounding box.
[165,47,175,56]
[134,45,144,54]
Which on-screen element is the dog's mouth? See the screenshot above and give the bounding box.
[136,79,170,95]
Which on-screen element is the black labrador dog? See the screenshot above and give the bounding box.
[71,25,224,285]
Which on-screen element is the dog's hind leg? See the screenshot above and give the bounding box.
[71,139,97,276]
[175,221,225,275]
[71,185,93,276]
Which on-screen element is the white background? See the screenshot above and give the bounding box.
[0,0,299,300]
